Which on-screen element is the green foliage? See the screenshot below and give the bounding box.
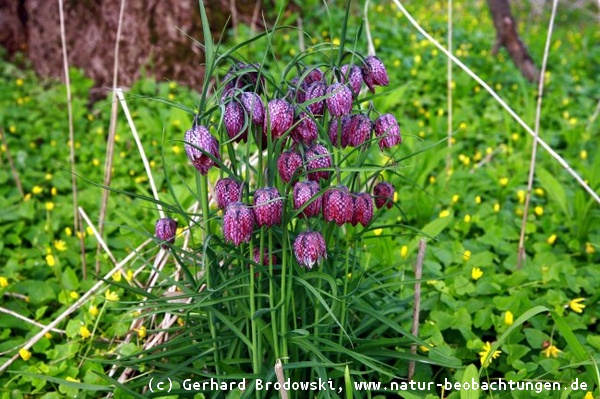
[0,0,598,398]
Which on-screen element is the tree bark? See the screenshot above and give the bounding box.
[487,0,540,83]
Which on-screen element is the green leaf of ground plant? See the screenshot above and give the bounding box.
[460,364,479,399]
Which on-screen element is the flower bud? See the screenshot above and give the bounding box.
[155,217,177,248]
[373,181,395,209]
[374,113,402,150]
[184,125,220,175]
[362,56,389,93]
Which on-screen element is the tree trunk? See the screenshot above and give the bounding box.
[487,0,540,83]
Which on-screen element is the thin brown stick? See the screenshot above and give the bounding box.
[0,128,24,196]
[408,239,426,381]
[275,359,289,399]
[58,0,86,277]
[250,0,261,33]
[96,0,127,276]
[517,0,558,269]
[0,307,66,335]
[445,0,453,178]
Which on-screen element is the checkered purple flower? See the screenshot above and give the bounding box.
[223,202,255,245]
[184,125,220,175]
[293,231,327,269]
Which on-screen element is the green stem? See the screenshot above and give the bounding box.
[199,173,221,377]
[248,241,260,376]
[337,232,352,359]
[268,229,280,359]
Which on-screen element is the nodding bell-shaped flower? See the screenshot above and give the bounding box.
[373,181,395,209]
[291,112,318,145]
[340,64,363,97]
[351,192,374,227]
[224,100,247,143]
[348,113,373,148]
[277,150,303,184]
[223,202,255,245]
[184,125,220,175]
[239,91,265,125]
[362,56,389,93]
[293,230,327,269]
[325,83,353,117]
[322,186,354,226]
[214,178,242,210]
[263,99,294,139]
[305,144,332,182]
[305,81,326,117]
[374,113,402,151]
[155,217,177,249]
[293,181,322,219]
[328,116,352,149]
[253,187,283,228]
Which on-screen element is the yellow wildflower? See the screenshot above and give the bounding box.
[463,250,472,262]
[46,254,56,267]
[429,175,436,184]
[80,326,91,339]
[479,342,501,367]
[137,326,147,339]
[400,245,408,259]
[452,194,460,204]
[89,305,99,317]
[534,188,545,196]
[419,345,430,352]
[9,125,16,133]
[16,78,24,86]
[0,277,7,288]
[19,348,32,361]
[54,240,67,251]
[499,177,509,187]
[471,267,483,280]
[583,392,594,399]
[66,376,80,383]
[32,186,43,195]
[475,196,482,204]
[45,202,55,211]
[568,298,585,313]
[125,270,134,282]
[45,173,53,180]
[51,187,57,196]
[112,271,122,282]
[580,150,588,160]
[542,344,561,358]
[70,291,79,299]
[493,203,501,213]
[439,209,450,218]
[105,289,120,302]
[585,242,596,254]
[517,190,525,204]
[172,145,181,155]
[534,206,544,216]
[44,332,52,339]
[373,228,383,236]
[504,311,514,326]
[86,226,94,236]
[547,234,557,245]
[464,214,471,223]
[65,227,72,236]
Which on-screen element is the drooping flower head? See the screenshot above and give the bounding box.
[323,186,354,225]
[214,178,242,210]
[223,202,255,245]
[239,91,265,125]
[277,150,303,184]
[291,112,318,145]
[293,231,327,269]
[348,113,373,148]
[293,181,322,218]
[325,83,353,117]
[305,144,332,182]
[305,81,326,117]
[155,217,177,248]
[184,125,220,175]
[374,113,402,151]
[351,192,374,227]
[340,64,363,97]
[362,56,389,93]
[253,187,283,228]
[373,181,395,209]
[328,116,352,149]
[263,99,294,139]
[224,100,247,143]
